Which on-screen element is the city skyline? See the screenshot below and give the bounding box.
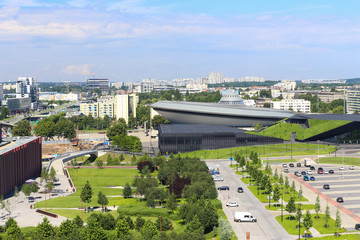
[1,0,360,82]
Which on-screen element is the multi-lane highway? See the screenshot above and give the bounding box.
[206,160,292,240]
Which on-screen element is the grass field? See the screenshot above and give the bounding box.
[312,234,360,240]
[319,157,360,166]
[34,168,139,209]
[74,153,134,164]
[248,185,308,203]
[265,204,315,211]
[185,143,337,159]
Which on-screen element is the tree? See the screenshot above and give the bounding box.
[299,185,303,201]
[253,122,263,131]
[140,220,158,240]
[279,173,284,185]
[152,115,169,129]
[286,197,296,218]
[291,181,296,192]
[21,184,32,199]
[30,183,39,194]
[315,195,321,219]
[35,119,56,139]
[273,185,280,204]
[285,176,290,189]
[219,218,232,240]
[14,186,19,198]
[80,181,93,213]
[135,216,145,230]
[35,217,56,239]
[156,216,172,231]
[4,217,21,239]
[123,183,132,199]
[59,219,77,239]
[85,217,107,240]
[295,204,302,228]
[303,210,313,233]
[116,218,131,239]
[74,215,84,228]
[106,118,127,140]
[97,191,108,212]
[335,208,342,235]
[324,203,330,228]
[186,215,204,233]
[49,167,56,182]
[95,158,104,168]
[12,120,31,136]
[0,106,10,119]
[167,193,177,212]
[273,168,278,181]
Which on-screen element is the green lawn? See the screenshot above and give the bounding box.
[276,214,346,235]
[73,153,134,164]
[319,157,360,166]
[265,204,315,211]
[248,185,308,203]
[312,234,360,240]
[185,143,336,159]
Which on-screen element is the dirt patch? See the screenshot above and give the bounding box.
[42,141,96,155]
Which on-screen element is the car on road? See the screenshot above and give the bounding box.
[282,163,287,168]
[303,175,309,181]
[218,186,230,190]
[323,184,330,189]
[324,169,329,174]
[350,166,355,170]
[237,187,244,193]
[289,163,294,167]
[329,170,334,174]
[210,170,220,175]
[297,163,301,167]
[310,176,315,181]
[226,201,239,207]
[339,166,345,171]
[213,175,224,181]
[284,168,289,173]
[310,166,316,170]
[318,167,324,174]
[355,223,360,230]
[295,171,302,177]
[301,171,306,175]
[336,197,344,203]
[234,212,257,222]
[307,170,312,175]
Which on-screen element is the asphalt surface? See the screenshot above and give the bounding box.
[206,160,292,240]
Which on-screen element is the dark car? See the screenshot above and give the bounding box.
[323,184,330,190]
[336,197,344,203]
[355,224,360,230]
[310,176,316,181]
[318,167,324,174]
[310,166,316,170]
[237,187,244,193]
[301,171,306,175]
[218,186,230,190]
[289,163,294,167]
[329,170,335,174]
[303,175,309,181]
[297,163,301,167]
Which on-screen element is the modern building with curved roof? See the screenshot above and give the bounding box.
[151,101,294,127]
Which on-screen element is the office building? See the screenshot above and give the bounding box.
[346,88,360,114]
[16,77,38,103]
[141,80,154,93]
[0,137,42,197]
[271,99,311,113]
[87,78,109,93]
[80,94,138,122]
[7,97,31,113]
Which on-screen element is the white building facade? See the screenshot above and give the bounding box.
[271,99,311,113]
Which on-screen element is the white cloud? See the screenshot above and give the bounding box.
[61,64,91,75]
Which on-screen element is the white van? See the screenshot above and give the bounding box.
[234,212,257,222]
[213,174,224,181]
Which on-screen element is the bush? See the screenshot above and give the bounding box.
[137,161,154,173]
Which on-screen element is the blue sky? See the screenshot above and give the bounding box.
[1,0,360,82]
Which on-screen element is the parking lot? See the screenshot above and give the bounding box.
[282,161,360,216]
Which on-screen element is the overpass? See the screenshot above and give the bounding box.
[47,150,99,171]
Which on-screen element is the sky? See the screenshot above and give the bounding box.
[1,0,360,82]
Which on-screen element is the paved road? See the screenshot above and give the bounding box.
[206,160,292,240]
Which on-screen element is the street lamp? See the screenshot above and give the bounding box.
[281,187,284,222]
[298,203,302,240]
[317,140,320,166]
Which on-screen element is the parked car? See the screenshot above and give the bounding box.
[307,170,312,175]
[310,176,316,181]
[289,163,294,167]
[282,163,287,168]
[213,175,224,181]
[218,186,230,190]
[234,212,257,222]
[296,163,301,167]
[350,166,355,170]
[284,168,289,173]
[303,175,309,181]
[355,223,360,230]
[339,166,345,171]
[310,166,316,170]
[295,171,302,177]
[301,171,306,175]
[226,201,238,207]
[323,184,330,190]
[237,187,244,193]
[324,169,329,174]
[318,167,324,174]
[329,170,334,174]
[336,197,344,203]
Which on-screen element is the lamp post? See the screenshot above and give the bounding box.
[317,140,320,166]
[281,187,284,222]
[298,203,302,240]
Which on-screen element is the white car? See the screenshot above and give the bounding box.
[282,163,287,168]
[324,169,329,174]
[339,166,345,171]
[226,201,239,207]
[306,170,312,175]
[213,175,224,181]
[350,166,355,170]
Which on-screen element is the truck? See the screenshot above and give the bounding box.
[234,212,257,222]
[304,158,312,167]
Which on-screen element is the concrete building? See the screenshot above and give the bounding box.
[80,94,138,122]
[208,72,223,84]
[87,78,109,93]
[141,80,154,93]
[0,137,42,197]
[301,79,346,84]
[272,80,296,91]
[6,97,31,113]
[271,99,311,113]
[16,77,38,102]
[39,93,80,101]
[346,88,360,114]
[240,76,265,82]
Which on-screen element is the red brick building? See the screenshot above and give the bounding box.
[0,137,42,197]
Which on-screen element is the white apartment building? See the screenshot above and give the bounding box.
[39,93,80,101]
[346,88,360,114]
[208,72,223,84]
[273,80,296,91]
[240,76,265,82]
[80,94,138,122]
[271,99,311,113]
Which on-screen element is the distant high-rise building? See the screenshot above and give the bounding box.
[87,78,109,93]
[16,77,38,102]
[208,72,223,84]
[141,79,155,93]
